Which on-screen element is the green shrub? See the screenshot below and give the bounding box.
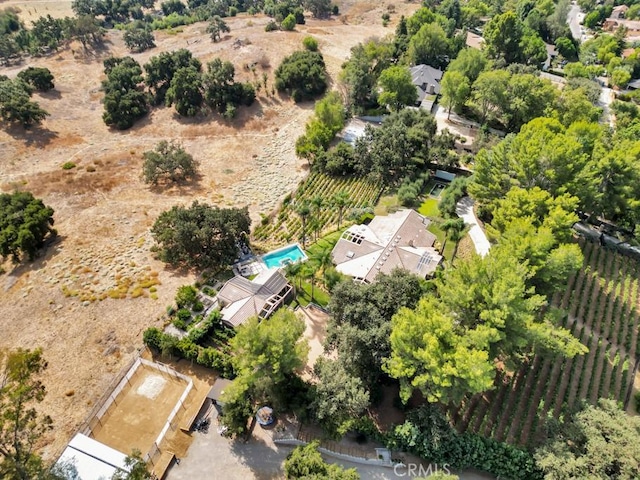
[175,285,197,308]
[281,13,296,31]
[387,405,543,480]
[62,162,76,170]
[143,327,163,351]
[228,6,238,16]
[192,300,204,312]
[265,20,279,32]
[635,391,640,412]
[17,67,54,92]
[302,36,318,51]
[274,50,327,101]
[172,317,187,330]
[176,308,192,323]
[143,322,235,378]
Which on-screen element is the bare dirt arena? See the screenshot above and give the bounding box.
[91,362,189,456]
[0,0,419,460]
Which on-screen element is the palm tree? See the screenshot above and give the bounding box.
[301,261,318,302]
[283,261,302,296]
[296,200,311,249]
[309,242,334,289]
[309,216,322,242]
[332,190,350,229]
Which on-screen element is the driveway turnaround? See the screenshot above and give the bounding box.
[166,427,497,480]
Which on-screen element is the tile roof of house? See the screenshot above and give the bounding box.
[410,64,444,100]
[466,31,484,49]
[217,269,290,327]
[331,209,442,282]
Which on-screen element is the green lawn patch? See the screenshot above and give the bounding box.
[306,230,342,257]
[374,194,401,215]
[443,238,457,261]
[419,198,440,217]
[297,280,330,307]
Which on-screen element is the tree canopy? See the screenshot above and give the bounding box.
[312,358,369,434]
[221,309,309,435]
[535,399,640,479]
[469,117,640,231]
[326,269,427,390]
[284,442,359,479]
[0,348,54,480]
[16,67,54,92]
[165,65,203,116]
[123,28,155,53]
[377,65,417,112]
[353,108,438,185]
[0,78,49,128]
[144,49,201,104]
[142,140,198,185]
[102,56,148,129]
[275,50,327,102]
[0,191,55,262]
[151,202,250,270]
[385,245,586,405]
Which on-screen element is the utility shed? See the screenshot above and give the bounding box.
[55,433,131,480]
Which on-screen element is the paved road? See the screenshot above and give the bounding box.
[598,86,614,127]
[567,4,583,41]
[456,197,490,257]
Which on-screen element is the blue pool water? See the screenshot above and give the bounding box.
[262,244,307,269]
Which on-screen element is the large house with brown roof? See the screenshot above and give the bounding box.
[331,209,443,283]
[217,269,292,328]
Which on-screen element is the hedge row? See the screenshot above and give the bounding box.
[384,405,543,480]
[143,324,235,379]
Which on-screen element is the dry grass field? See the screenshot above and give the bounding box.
[0,0,419,460]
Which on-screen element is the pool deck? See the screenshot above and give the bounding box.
[233,244,307,278]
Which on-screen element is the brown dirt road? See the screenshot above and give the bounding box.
[0,1,419,460]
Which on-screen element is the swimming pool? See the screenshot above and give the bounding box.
[262,244,308,269]
[429,182,446,198]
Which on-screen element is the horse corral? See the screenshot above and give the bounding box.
[82,358,192,462]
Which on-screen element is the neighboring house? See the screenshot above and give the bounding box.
[611,4,629,19]
[603,18,640,40]
[466,31,484,50]
[627,78,640,90]
[217,269,292,328]
[331,209,443,283]
[410,64,444,112]
[56,434,131,480]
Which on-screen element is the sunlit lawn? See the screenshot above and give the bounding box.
[418,198,440,217]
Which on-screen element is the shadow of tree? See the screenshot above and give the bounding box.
[2,124,58,148]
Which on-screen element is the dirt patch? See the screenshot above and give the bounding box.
[0,1,420,462]
[298,305,331,381]
[1,0,74,21]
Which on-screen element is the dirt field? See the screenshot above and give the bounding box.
[0,1,419,461]
[92,363,189,455]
